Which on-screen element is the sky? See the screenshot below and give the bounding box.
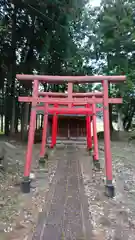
[90,0,101,6]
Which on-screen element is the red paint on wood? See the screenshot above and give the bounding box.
[51,104,58,148]
[103,80,113,183]
[37,107,102,115]
[40,101,48,157]
[39,92,103,97]
[16,74,126,83]
[17,73,126,189]
[18,96,123,104]
[36,106,103,114]
[92,99,99,161]
[68,82,73,108]
[86,104,92,150]
[24,80,39,177]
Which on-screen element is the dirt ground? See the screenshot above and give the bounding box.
[81,140,135,240]
[0,138,58,240]
[0,137,135,239]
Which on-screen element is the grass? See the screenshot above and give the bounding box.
[0,131,4,135]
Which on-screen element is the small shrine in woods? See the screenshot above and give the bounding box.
[17,74,126,197]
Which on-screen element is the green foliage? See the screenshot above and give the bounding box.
[1,0,135,133]
[91,0,135,129]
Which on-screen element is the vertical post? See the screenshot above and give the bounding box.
[86,103,92,150]
[22,79,39,193]
[68,82,73,107]
[103,80,114,197]
[68,84,73,139]
[39,100,48,162]
[92,97,100,169]
[54,108,58,146]
[51,103,58,148]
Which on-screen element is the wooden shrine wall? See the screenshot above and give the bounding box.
[48,117,86,139]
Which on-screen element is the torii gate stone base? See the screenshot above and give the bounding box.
[17,74,126,198]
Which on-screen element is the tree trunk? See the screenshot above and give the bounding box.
[109,104,113,133]
[9,3,17,135]
[15,100,19,133]
[41,115,44,128]
[126,119,132,131]
[118,111,124,131]
[10,98,16,134]
[5,87,11,136]
[123,102,135,131]
[36,115,38,130]
[1,87,4,133]
[1,115,4,133]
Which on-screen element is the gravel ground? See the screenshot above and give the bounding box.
[0,139,58,240]
[32,145,93,240]
[0,138,135,240]
[80,141,135,240]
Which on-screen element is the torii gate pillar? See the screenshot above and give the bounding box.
[103,80,114,197]
[21,80,39,193]
[39,101,48,164]
[92,99,100,169]
[86,104,92,151]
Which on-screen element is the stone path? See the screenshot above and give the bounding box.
[32,145,93,240]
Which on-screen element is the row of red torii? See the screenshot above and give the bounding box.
[17,74,126,197]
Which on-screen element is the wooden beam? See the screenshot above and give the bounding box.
[37,106,103,114]
[18,96,123,104]
[39,92,103,98]
[16,74,126,83]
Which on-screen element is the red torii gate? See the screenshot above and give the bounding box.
[16,74,126,197]
[35,104,101,152]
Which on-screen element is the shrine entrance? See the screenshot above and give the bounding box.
[16,74,126,198]
[56,117,86,139]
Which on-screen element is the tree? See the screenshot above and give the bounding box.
[0,0,94,136]
[92,0,135,130]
